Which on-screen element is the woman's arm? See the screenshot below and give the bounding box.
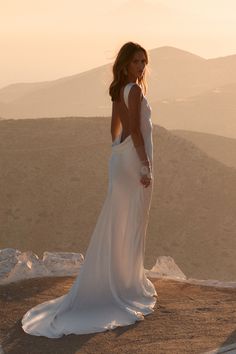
[128,84,150,166]
[111,101,121,142]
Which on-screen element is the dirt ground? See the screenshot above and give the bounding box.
[1,276,236,354]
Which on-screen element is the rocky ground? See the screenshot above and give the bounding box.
[1,276,236,354]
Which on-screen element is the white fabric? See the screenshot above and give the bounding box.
[124,82,133,108]
[21,82,157,338]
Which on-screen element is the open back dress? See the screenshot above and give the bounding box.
[21,82,158,337]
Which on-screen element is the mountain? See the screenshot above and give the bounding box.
[0,46,236,138]
[0,64,111,118]
[171,129,236,169]
[0,117,236,282]
[152,82,236,139]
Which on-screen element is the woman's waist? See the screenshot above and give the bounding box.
[111,134,133,152]
[111,133,153,158]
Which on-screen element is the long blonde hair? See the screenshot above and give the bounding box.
[109,42,149,102]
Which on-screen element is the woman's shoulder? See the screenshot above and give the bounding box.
[119,83,143,102]
[124,82,141,94]
[128,83,143,99]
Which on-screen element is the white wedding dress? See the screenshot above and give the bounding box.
[21,82,158,337]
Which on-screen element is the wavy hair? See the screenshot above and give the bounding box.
[109,42,149,102]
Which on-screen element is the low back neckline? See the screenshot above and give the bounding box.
[113,84,150,147]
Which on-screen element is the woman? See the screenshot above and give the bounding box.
[21,41,158,337]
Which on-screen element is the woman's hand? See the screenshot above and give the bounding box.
[140,161,152,188]
[140,173,152,188]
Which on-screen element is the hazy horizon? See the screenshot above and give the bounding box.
[1,0,236,88]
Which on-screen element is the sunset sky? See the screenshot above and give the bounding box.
[1,0,236,88]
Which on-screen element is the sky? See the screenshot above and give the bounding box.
[0,0,236,88]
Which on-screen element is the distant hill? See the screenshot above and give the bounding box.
[171,129,236,169]
[153,82,236,139]
[0,117,236,281]
[0,46,236,138]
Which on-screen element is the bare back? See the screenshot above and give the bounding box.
[116,84,143,143]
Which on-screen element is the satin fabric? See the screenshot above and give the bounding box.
[21,82,157,337]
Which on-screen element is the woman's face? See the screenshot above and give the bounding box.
[127,50,147,80]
